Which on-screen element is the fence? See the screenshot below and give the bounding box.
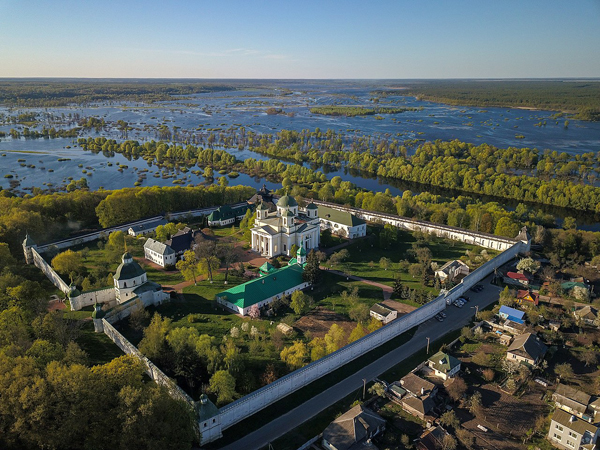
[31,248,71,293]
[216,239,528,433]
[69,287,116,310]
[102,319,195,407]
[311,199,518,251]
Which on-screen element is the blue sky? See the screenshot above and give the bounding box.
[1,0,599,78]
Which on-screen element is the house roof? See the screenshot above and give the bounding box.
[128,218,168,233]
[208,204,250,222]
[562,281,588,291]
[370,302,394,317]
[574,305,598,321]
[322,404,386,450]
[133,280,162,295]
[418,426,449,450]
[507,272,529,281]
[507,333,547,362]
[144,238,175,256]
[403,395,435,415]
[428,351,460,374]
[318,205,365,227]
[553,383,591,414]
[499,305,525,323]
[517,290,539,305]
[400,373,435,397]
[438,259,468,274]
[551,408,598,436]
[216,263,305,309]
[114,253,146,281]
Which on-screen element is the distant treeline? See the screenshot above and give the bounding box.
[399,80,600,121]
[0,81,236,107]
[309,106,416,116]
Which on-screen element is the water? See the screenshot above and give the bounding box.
[1,80,599,226]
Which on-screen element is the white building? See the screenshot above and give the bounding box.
[144,238,177,268]
[127,218,168,237]
[370,303,398,324]
[317,205,366,239]
[113,252,169,307]
[251,195,320,258]
[435,259,470,282]
[548,409,599,450]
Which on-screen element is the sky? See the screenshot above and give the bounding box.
[1,0,600,79]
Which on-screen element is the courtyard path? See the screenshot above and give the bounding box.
[220,275,501,450]
[321,266,394,300]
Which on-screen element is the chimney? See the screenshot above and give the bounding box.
[421,387,425,395]
[570,415,576,423]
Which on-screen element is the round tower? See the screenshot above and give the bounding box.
[22,233,37,264]
[91,302,106,333]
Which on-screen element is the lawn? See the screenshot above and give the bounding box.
[76,321,124,366]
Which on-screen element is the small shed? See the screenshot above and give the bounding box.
[277,322,293,336]
[370,303,398,324]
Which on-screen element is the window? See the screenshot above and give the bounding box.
[568,431,577,438]
[553,433,561,440]
[566,440,575,448]
[556,424,564,431]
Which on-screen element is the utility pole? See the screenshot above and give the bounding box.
[426,337,430,355]
[362,378,366,399]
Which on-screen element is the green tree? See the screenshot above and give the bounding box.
[290,290,312,315]
[51,250,83,283]
[348,323,366,343]
[138,314,171,363]
[302,249,321,285]
[280,341,308,369]
[324,323,346,353]
[208,370,237,405]
[176,250,201,285]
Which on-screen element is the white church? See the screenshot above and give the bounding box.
[251,194,321,258]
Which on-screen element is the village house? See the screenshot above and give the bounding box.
[127,218,168,237]
[548,409,599,450]
[369,303,398,324]
[207,204,251,227]
[506,332,547,366]
[395,373,438,420]
[165,226,198,258]
[504,271,530,287]
[553,383,593,421]
[215,247,309,316]
[251,195,320,258]
[322,404,386,450]
[416,426,451,450]
[435,260,469,283]
[317,205,367,239]
[143,238,176,268]
[427,351,461,380]
[516,289,539,306]
[499,305,526,323]
[574,305,599,327]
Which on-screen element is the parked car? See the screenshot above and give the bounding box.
[440,311,447,318]
[435,314,444,322]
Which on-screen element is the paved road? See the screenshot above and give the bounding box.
[221,276,501,450]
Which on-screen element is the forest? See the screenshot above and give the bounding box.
[0,80,236,107]
[398,80,600,121]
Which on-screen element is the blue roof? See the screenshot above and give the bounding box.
[499,305,525,321]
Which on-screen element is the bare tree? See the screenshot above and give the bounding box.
[219,243,240,283]
[195,235,220,283]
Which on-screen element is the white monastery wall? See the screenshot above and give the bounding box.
[311,200,518,251]
[31,248,71,293]
[69,287,116,311]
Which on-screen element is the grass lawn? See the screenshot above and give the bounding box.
[76,321,124,366]
[324,230,494,290]
[310,271,384,315]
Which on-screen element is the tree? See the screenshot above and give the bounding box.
[379,257,391,271]
[349,303,370,323]
[106,230,126,262]
[138,313,171,363]
[309,337,327,361]
[368,381,386,397]
[442,435,457,450]
[248,304,260,319]
[563,216,577,230]
[446,377,467,402]
[290,290,312,315]
[51,250,83,283]
[467,391,483,415]
[324,324,346,353]
[348,323,366,343]
[502,359,520,376]
[472,351,491,367]
[302,249,321,285]
[440,410,460,430]
[456,428,475,449]
[260,364,278,386]
[195,237,219,283]
[499,286,515,306]
[555,362,574,381]
[482,368,495,382]
[517,257,540,274]
[329,249,349,268]
[367,317,382,332]
[494,217,520,237]
[280,341,307,370]
[204,166,214,178]
[208,370,237,405]
[128,299,150,331]
[176,250,201,285]
[219,243,239,283]
[581,349,597,367]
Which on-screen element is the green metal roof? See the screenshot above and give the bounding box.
[297,245,307,256]
[216,263,305,309]
[277,195,298,207]
[259,262,277,274]
[428,351,460,374]
[208,204,250,222]
[561,281,588,291]
[318,205,365,227]
[114,254,146,281]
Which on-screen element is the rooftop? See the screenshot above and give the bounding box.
[322,404,386,450]
[318,205,365,227]
[144,238,175,256]
[551,408,598,436]
[370,302,395,317]
[428,351,460,374]
[114,253,146,281]
[400,372,435,396]
[507,333,547,362]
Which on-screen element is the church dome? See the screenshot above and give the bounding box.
[278,195,298,207]
[114,252,145,281]
[306,202,318,210]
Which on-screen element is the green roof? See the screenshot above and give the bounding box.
[306,202,318,210]
[278,195,298,207]
[259,262,277,274]
[561,281,588,291]
[216,263,305,309]
[114,253,146,281]
[297,245,307,256]
[288,257,298,265]
[428,351,461,374]
[208,204,250,222]
[318,205,365,227]
[198,394,219,421]
[257,202,270,211]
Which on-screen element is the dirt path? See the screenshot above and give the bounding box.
[322,267,394,300]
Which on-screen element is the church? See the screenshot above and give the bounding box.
[250,194,320,258]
